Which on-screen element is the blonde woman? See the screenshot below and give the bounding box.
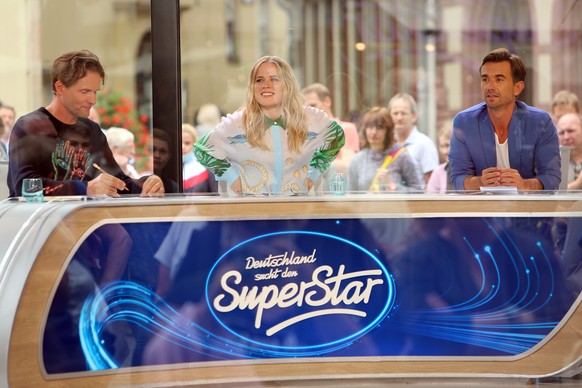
[194,56,345,195]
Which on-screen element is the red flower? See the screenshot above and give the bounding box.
[96,88,154,172]
[140,133,151,146]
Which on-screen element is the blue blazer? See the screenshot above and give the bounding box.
[449,101,561,191]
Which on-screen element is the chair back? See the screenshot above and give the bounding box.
[0,161,9,199]
[559,146,571,191]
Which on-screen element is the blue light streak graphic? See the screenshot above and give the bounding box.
[397,218,560,354]
[73,217,569,370]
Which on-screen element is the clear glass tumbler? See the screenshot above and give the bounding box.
[22,178,44,202]
[329,172,347,195]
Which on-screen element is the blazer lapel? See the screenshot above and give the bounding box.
[480,110,497,168]
[508,103,524,170]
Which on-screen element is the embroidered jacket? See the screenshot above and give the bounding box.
[194,106,345,195]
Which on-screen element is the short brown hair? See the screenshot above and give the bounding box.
[551,90,580,114]
[51,50,105,94]
[359,106,394,150]
[479,48,526,84]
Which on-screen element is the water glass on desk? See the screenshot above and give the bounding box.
[329,172,347,195]
[22,178,44,202]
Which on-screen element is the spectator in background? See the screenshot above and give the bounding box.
[387,92,438,184]
[0,117,7,160]
[348,106,423,192]
[553,113,582,258]
[195,103,221,138]
[301,83,360,173]
[557,113,582,190]
[194,55,344,195]
[88,107,100,125]
[551,90,580,123]
[182,123,216,193]
[0,104,16,154]
[449,48,560,192]
[426,120,453,194]
[105,127,141,179]
[152,127,178,193]
[88,106,102,128]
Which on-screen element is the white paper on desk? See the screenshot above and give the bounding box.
[17,195,90,202]
[480,186,518,195]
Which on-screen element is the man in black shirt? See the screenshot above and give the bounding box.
[8,50,164,197]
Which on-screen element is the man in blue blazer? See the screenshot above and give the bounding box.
[450,48,561,192]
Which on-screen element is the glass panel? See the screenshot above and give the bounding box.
[178,0,581,195]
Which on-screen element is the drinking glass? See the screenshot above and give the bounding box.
[329,172,347,195]
[22,178,44,203]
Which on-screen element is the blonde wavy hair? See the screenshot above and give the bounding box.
[241,56,308,153]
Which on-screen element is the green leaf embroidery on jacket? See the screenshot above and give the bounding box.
[310,121,345,173]
[194,132,231,177]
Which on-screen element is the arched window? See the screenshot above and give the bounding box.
[136,30,153,125]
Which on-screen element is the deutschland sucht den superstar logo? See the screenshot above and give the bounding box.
[206,230,396,356]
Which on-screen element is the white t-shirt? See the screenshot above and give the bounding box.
[495,133,510,168]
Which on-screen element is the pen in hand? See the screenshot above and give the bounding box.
[92,163,129,191]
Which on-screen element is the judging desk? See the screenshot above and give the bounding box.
[1,193,582,386]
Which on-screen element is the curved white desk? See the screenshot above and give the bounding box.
[1,194,581,386]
